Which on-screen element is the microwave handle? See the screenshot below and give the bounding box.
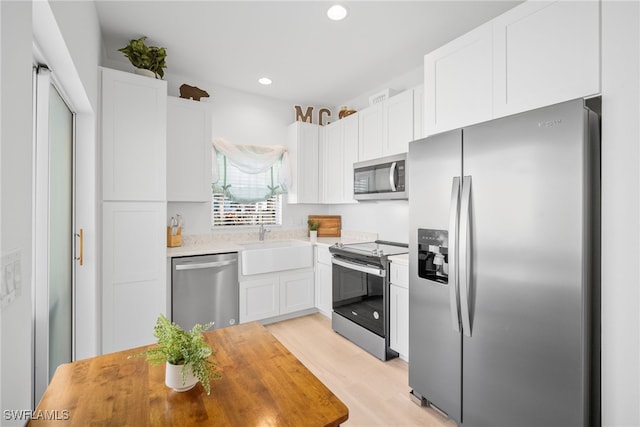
[389,162,397,191]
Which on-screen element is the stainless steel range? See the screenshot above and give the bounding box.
[329,240,409,361]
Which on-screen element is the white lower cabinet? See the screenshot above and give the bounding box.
[389,260,409,361]
[240,270,314,323]
[239,277,280,322]
[315,245,333,318]
[102,201,167,354]
[280,272,315,315]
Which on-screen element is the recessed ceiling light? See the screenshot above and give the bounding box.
[327,4,347,21]
[258,77,272,85]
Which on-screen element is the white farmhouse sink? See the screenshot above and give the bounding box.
[240,240,313,275]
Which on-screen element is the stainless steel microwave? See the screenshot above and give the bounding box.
[353,153,407,200]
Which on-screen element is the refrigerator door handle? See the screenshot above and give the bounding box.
[459,175,473,337]
[448,177,461,332]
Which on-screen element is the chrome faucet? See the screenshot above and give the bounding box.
[258,224,270,241]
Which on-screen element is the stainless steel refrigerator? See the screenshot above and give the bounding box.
[408,98,600,427]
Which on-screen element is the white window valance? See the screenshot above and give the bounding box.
[211,138,291,203]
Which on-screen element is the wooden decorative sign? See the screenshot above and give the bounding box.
[294,105,332,126]
[179,84,210,101]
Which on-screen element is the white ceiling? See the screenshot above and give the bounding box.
[95,1,522,106]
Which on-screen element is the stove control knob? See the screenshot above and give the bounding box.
[378,249,384,255]
[372,249,378,255]
[336,242,343,248]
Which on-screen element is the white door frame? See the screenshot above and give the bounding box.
[32,0,99,408]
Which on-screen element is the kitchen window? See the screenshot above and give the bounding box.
[212,194,282,227]
[211,138,289,228]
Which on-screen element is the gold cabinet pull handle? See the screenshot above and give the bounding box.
[75,229,84,266]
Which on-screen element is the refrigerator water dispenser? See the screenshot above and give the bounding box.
[417,229,448,284]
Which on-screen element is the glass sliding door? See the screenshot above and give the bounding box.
[47,83,73,381]
[33,67,75,405]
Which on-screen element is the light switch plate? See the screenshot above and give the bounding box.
[1,249,22,309]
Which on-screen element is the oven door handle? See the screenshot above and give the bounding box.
[332,258,386,277]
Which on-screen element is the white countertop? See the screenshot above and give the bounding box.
[388,253,409,265]
[167,230,377,258]
[167,241,246,257]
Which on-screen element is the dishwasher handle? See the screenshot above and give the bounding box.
[175,259,237,271]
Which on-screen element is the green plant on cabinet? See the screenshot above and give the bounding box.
[118,36,168,78]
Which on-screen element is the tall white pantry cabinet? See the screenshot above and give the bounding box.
[100,68,167,354]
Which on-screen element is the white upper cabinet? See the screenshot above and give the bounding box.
[492,0,600,117]
[424,22,494,135]
[287,121,320,204]
[322,119,344,204]
[342,114,359,200]
[166,97,212,202]
[413,85,425,140]
[424,1,600,135]
[101,68,167,201]
[358,102,384,161]
[384,89,414,156]
[359,89,416,161]
[322,113,359,204]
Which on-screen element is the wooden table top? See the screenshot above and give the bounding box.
[29,322,349,426]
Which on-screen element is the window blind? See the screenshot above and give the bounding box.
[212,194,282,227]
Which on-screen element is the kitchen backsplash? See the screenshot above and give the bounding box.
[181,228,377,247]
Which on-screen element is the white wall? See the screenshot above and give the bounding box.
[601,2,640,425]
[48,0,101,113]
[1,1,34,421]
[329,201,409,243]
[337,65,423,112]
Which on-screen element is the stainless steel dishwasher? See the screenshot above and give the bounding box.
[171,252,239,331]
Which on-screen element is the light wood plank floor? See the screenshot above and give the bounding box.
[266,313,457,427]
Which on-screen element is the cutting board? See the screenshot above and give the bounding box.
[308,215,341,237]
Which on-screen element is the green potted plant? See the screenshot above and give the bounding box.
[118,36,167,79]
[308,219,320,242]
[130,315,221,394]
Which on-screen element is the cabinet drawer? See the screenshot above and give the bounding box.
[390,262,408,288]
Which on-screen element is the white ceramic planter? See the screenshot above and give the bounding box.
[165,362,198,392]
[134,68,156,78]
[310,230,318,243]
